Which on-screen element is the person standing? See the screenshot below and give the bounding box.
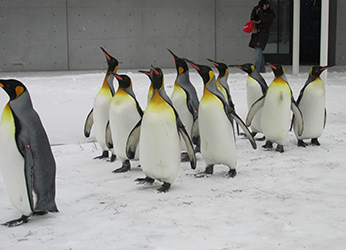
[249,0,276,73]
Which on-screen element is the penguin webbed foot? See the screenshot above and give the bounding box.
[298,140,307,147]
[262,140,273,149]
[157,182,171,193]
[255,135,266,141]
[107,154,117,162]
[32,211,48,217]
[195,165,213,178]
[135,176,155,185]
[275,145,284,153]
[180,152,190,162]
[226,169,237,178]
[1,215,30,227]
[93,150,109,160]
[112,160,130,174]
[311,138,320,146]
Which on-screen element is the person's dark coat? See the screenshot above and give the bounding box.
[249,7,275,50]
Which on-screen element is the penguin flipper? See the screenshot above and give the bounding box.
[226,108,257,149]
[291,102,304,136]
[105,121,113,149]
[324,108,327,129]
[126,120,142,159]
[191,118,200,147]
[177,118,196,170]
[23,145,35,211]
[84,108,94,137]
[246,95,265,126]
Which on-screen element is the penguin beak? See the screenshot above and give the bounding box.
[207,59,219,67]
[184,59,200,71]
[270,64,277,70]
[167,49,178,62]
[138,70,150,76]
[113,73,123,81]
[151,65,159,75]
[229,65,241,69]
[321,66,330,72]
[100,47,111,61]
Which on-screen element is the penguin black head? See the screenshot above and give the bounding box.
[113,74,132,89]
[167,49,189,75]
[150,66,164,90]
[207,59,228,78]
[270,64,285,77]
[0,79,27,101]
[185,59,214,85]
[100,47,119,74]
[231,63,256,75]
[310,65,330,78]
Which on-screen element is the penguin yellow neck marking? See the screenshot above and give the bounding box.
[309,78,325,92]
[147,90,171,113]
[216,80,228,101]
[1,103,15,126]
[273,77,288,85]
[201,86,220,105]
[113,88,131,106]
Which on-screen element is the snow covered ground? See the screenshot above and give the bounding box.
[0,65,345,249]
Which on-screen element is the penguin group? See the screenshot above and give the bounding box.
[0,46,330,226]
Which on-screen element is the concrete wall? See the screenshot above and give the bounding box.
[0,0,344,71]
[335,0,346,65]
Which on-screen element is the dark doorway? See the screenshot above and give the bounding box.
[264,0,293,65]
[300,0,321,65]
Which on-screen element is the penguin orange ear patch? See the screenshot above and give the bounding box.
[0,83,3,88]
[15,86,24,97]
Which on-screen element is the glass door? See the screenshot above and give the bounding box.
[264,0,293,64]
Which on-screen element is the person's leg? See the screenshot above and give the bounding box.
[255,47,266,72]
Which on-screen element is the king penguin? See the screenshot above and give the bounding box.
[207,59,239,135]
[138,70,153,104]
[126,67,196,192]
[292,66,330,147]
[0,79,58,227]
[232,63,268,139]
[246,64,304,152]
[185,59,256,178]
[168,49,200,158]
[108,73,143,173]
[84,47,117,161]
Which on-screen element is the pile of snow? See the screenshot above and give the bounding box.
[0,66,345,249]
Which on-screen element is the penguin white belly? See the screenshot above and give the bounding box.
[109,94,141,160]
[247,77,264,133]
[171,89,193,151]
[199,95,237,168]
[261,85,291,145]
[0,113,31,216]
[295,82,325,139]
[93,91,112,151]
[140,105,180,184]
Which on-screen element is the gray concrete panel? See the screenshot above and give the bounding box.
[68,38,144,70]
[0,2,68,71]
[216,5,254,64]
[336,1,346,65]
